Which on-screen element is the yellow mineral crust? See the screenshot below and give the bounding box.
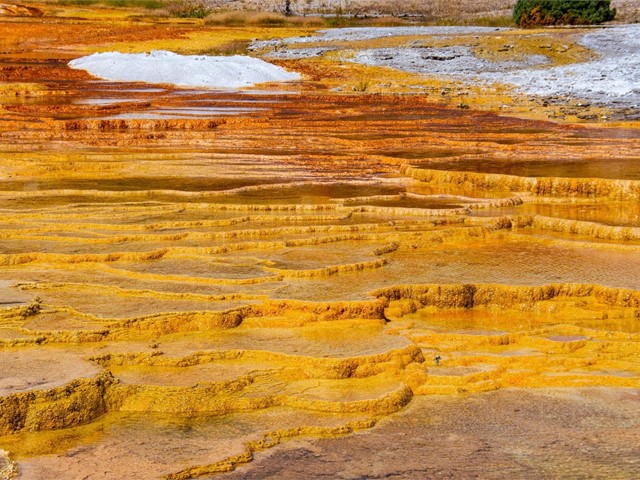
[403,165,640,200]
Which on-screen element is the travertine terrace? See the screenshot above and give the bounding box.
[0,3,639,479]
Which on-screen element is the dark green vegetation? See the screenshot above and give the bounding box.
[513,0,616,27]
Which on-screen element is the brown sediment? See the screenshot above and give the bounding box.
[212,389,640,480]
[163,418,378,480]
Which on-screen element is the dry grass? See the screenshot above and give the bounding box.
[613,0,640,23]
[205,11,325,27]
[204,0,517,19]
[39,0,636,23]
[196,38,251,55]
[204,11,412,27]
[204,0,635,24]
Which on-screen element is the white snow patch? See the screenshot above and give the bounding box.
[68,51,301,89]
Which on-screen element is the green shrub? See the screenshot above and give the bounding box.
[513,0,616,27]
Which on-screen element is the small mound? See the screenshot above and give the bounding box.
[68,51,301,89]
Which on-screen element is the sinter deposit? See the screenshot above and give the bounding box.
[259,25,640,109]
[68,51,300,88]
